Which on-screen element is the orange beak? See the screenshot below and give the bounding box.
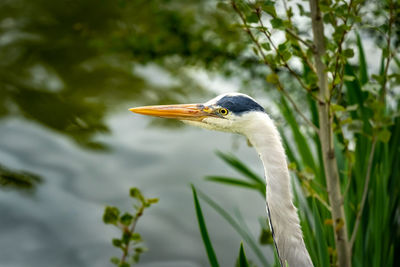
[129,104,213,121]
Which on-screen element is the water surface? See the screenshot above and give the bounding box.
[0,110,272,267]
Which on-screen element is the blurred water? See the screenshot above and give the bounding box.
[0,1,275,263]
[0,110,273,267]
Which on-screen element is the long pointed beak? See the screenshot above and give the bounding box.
[129,104,212,121]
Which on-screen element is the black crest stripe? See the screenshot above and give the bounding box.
[216,95,264,114]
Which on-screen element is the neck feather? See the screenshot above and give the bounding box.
[243,113,313,267]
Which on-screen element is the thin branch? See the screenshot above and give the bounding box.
[295,171,331,211]
[330,0,355,96]
[256,10,310,91]
[381,0,394,102]
[313,192,332,212]
[120,205,143,263]
[279,0,317,73]
[231,2,267,60]
[231,1,320,134]
[285,28,315,50]
[255,9,323,105]
[309,0,351,266]
[281,0,291,24]
[278,83,320,134]
[349,138,377,249]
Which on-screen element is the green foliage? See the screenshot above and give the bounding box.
[191,1,400,267]
[103,187,158,266]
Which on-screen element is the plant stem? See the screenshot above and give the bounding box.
[120,205,144,263]
[308,0,351,266]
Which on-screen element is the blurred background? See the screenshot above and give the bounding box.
[0,0,278,266]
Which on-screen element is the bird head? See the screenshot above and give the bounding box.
[129,93,266,135]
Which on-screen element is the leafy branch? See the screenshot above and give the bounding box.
[230,0,320,134]
[103,188,158,267]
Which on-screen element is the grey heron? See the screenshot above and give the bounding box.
[130,93,313,267]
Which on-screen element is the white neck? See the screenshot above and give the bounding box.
[242,113,313,267]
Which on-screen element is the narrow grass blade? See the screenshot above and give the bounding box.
[292,183,318,265]
[356,32,368,85]
[191,185,219,267]
[216,151,265,185]
[238,242,250,267]
[205,176,265,197]
[197,188,271,267]
[344,64,370,131]
[312,200,329,267]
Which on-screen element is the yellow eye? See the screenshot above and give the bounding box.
[218,108,229,116]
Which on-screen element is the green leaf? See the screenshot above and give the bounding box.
[146,198,159,205]
[261,42,271,51]
[331,104,346,113]
[131,232,142,242]
[112,238,122,248]
[122,232,132,245]
[132,253,140,263]
[191,185,219,267]
[343,75,355,81]
[134,246,147,253]
[343,48,354,58]
[130,187,145,202]
[376,129,391,143]
[103,206,120,225]
[281,51,292,61]
[266,73,279,84]
[246,12,259,23]
[264,54,277,69]
[120,213,134,226]
[278,42,288,52]
[270,18,283,29]
[262,2,277,18]
[110,257,120,265]
[258,227,273,245]
[119,263,130,267]
[297,3,309,16]
[252,46,259,56]
[238,242,250,267]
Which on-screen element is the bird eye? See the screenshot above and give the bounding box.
[218,108,229,116]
